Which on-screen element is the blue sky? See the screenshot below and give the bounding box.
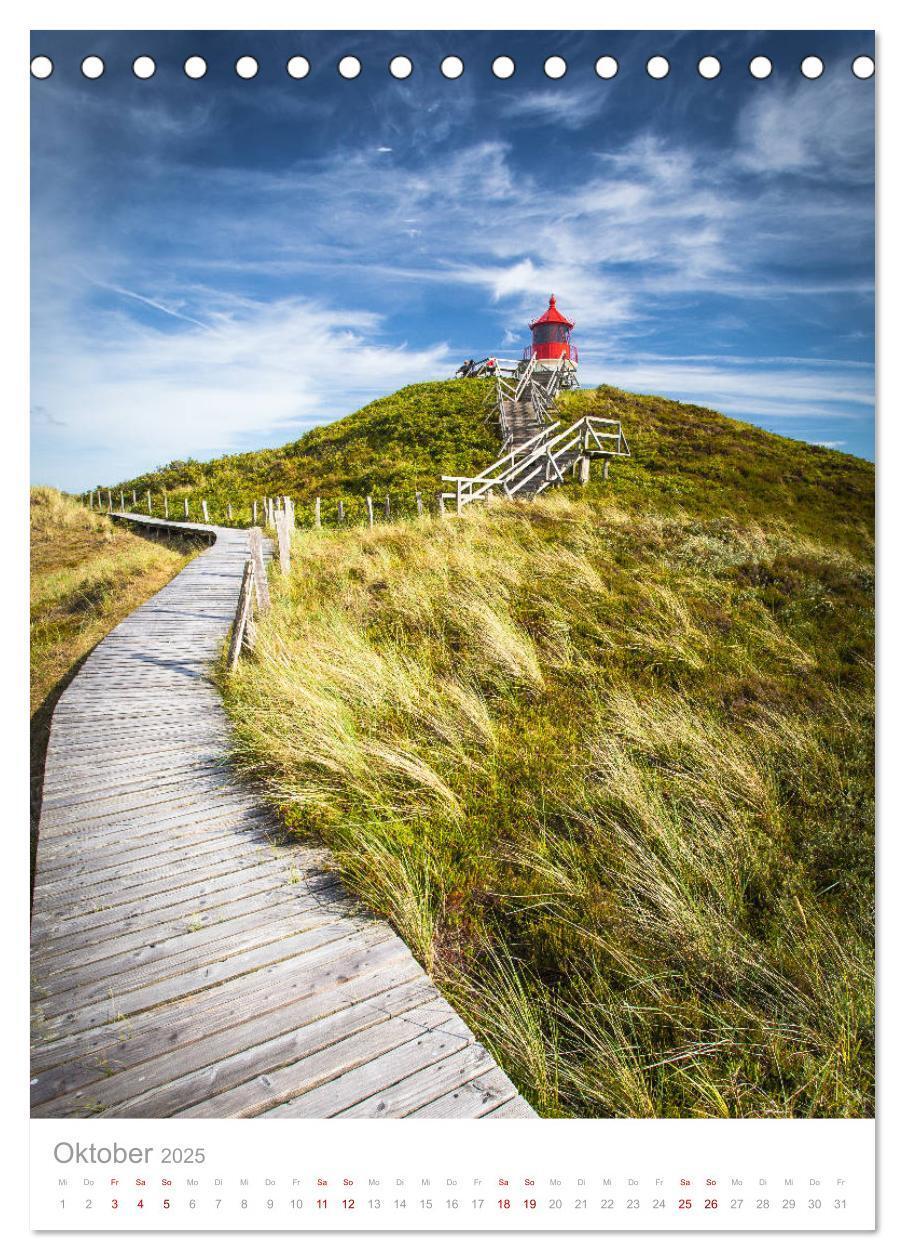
[30,30,875,490]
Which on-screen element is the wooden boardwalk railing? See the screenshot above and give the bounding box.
[30,515,535,1119]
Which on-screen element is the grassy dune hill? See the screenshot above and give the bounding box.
[30,487,198,872]
[219,384,874,1119]
[104,380,497,525]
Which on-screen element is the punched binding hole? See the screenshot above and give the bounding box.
[646,56,670,79]
[801,56,824,79]
[698,56,721,79]
[30,55,53,79]
[544,56,567,79]
[749,55,773,79]
[132,56,156,79]
[492,56,516,79]
[440,56,464,79]
[81,56,104,79]
[236,56,259,79]
[184,56,207,79]
[852,55,875,79]
[595,56,618,79]
[338,56,361,79]
[287,56,310,79]
[389,56,413,79]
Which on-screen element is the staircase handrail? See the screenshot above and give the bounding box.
[443,414,630,509]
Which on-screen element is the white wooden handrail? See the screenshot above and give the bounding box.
[443,414,631,509]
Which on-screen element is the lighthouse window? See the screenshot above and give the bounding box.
[533,324,570,344]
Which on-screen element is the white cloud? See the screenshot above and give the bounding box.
[578,352,873,427]
[500,86,606,130]
[31,294,454,489]
[735,74,874,183]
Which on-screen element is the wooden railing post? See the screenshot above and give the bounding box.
[163,492,169,519]
[132,490,137,506]
[274,509,291,575]
[252,500,258,525]
[314,497,321,528]
[227,502,233,521]
[227,559,255,672]
[366,495,374,528]
[184,498,189,520]
[436,493,446,516]
[107,490,112,512]
[248,526,271,612]
[415,490,424,516]
[202,499,209,523]
[456,481,463,516]
[337,500,345,525]
[147,490,152,514]
[384,494,391,522]
[119,491,125,511]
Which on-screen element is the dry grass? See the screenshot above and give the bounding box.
[30,487,199,872]
[223,488,873,1118]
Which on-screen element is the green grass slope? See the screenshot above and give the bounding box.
[217,382,874,1119]
[103,380,498,525]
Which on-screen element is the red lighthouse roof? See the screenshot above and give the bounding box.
[529,294,574,331]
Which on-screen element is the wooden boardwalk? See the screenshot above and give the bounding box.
[31,515,534,1119]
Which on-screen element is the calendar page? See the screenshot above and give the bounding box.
[27,13,876,1237]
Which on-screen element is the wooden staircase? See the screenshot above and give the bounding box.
[443,355,631,507]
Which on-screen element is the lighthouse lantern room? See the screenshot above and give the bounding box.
[524,294,577,367]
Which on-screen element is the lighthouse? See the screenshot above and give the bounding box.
[455,294,578,387]
[524,294,577,367]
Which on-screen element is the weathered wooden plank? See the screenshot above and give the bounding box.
[260,1011,473,1119]
[103,976,435,1120]
[183,1000,454,1119]
[31,925,395,1078]
[336,1040,500,1118]
[406,1068,521,1118]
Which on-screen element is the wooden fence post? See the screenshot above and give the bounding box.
[366,495,374,528]
[147,490,152,514]
[252,500,258,525]
[578,455,591,485]
[338,500,345,525]
[415,490,424,516]
[227,559,255,672]
[202,499,209,523]
[384,494,391,522]
[275,509,291,575]
[119,491,125,511]
[456,482,463,516]
[163,493,169,518]
[184,498,189,520]
[227,502,233,521]
[107,490,112,512]
[314,497,321,528]
[602,459,610,481]
[436,492,446,516]
[248,526,271,612]
[132,490,137,506]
